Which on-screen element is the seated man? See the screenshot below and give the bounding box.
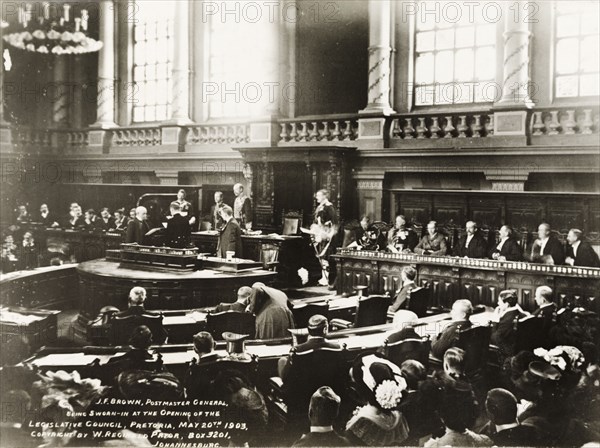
[83,209,99,231]
[385,310,420,344]
[292,386,351,447]
[278,315,341,380]
[490,290,527,356]
[185,331,225,399]
[565,228,600,267]
[532,285,557,336]
[490,225,522,261]
[454,221,487,259]
[415,221,448,256]
[38,204,59,227]
[485,388,539,446]
[530,223,565,265]
[387,214,419,253]
[214,286,252,313]
[112,208,127,231]
[347,215,379,250]
[431,299,473,359]
[388,266,418,313]
[115,286,159,317]
[106,325,154,368]
[98,207,114,232]
[165,201,191,248]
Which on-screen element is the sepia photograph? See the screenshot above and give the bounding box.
[0,0,599,446]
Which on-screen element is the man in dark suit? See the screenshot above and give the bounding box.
[387,215,419,253]
[214,286,252,313]
[115,286,160,318]
[431,299,473,359]
[532,285,557,340]
[210,191,226,231]
[490,290,527,356]
[388,266,417,313]
[126,206,150,244]
[386,310,420,344]
[530,223,565,265]
[565,228,600,267]
[185,331,225,399]
[98,208,114,232]
[454,221,487,259]
[112,208,127,231]
[490,225,522,261]
[165,201,191,248]
[485,388,539,446]
[292,386,351,447]
[278,315,342,380]
[38,204,59,227]
[217,205,243,258]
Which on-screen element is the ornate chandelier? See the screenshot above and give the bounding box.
[2,2,102,55]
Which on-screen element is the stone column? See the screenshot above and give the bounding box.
[52,56,69,127]
[91,0,116,128]
[0,23,11,147]
[360,0,395,115]
[168,0,192,124]
[496,1,533,107]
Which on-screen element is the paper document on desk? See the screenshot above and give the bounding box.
[188,311,208,322]
[145,227,164,236]
[0,310,45,325]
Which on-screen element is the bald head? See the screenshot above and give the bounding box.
[451,299,473,321]
[135,206,147,221]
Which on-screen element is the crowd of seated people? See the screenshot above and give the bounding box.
[3,278,600,447]
[0,202,138,273]
[347,216,600,267]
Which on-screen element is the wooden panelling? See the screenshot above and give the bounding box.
[393,192,599,235]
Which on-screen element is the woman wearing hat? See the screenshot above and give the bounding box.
[345,352,410,446]
[248,282,295,339]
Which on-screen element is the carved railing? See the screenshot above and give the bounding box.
[186,123,250,145]
[113,127,161,146]
[530,106,599,136]
[64,130,89,147]
[389,111,493,140]
[11,127,51,147]
[279,116,359,143]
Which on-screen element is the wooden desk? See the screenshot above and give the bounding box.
[77,259,277,324]
[192,231,321,285]
[0,264,78,309]
[0,307,60,351]
[333,249,600,312]
[25,311,494,382]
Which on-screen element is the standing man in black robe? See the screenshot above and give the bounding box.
[217,206,243,258]
[126,206,150,244]
[165,201,191,248]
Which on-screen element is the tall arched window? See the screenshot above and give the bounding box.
[206,12,273,119]
[554,1,599,98]
[414,2,496,106]
[132,2,175,122]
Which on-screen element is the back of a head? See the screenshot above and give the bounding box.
[453,299,473,318]
[440,382,477,432]
[499,289,518,307]
[392,310,418,330]
[170,201,181,213]
[193,331,214,355]
[486,388,517,426]
[402,265,417,281]
[309,386,341,426]
[129,325,153,349]
[221,205,233,218]
[307,314,328,337]
[444,347,466,377]
[400,360,426,390]
[129,286,146,306]
[536,285,554,303]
